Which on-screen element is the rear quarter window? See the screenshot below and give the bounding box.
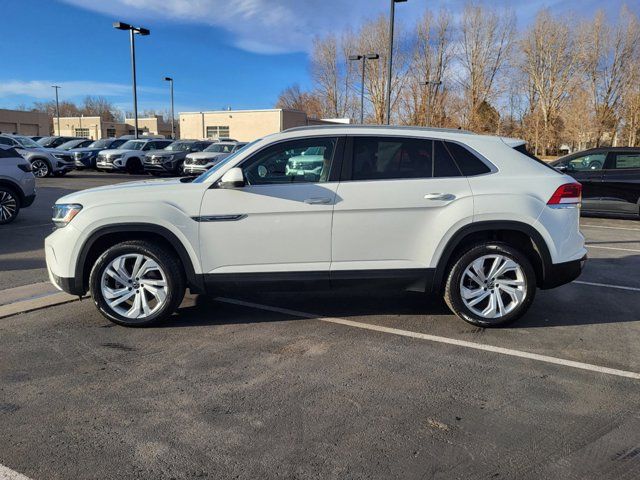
[444,141,491,176]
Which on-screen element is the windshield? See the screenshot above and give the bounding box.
[89,139,111,148]
[13,136,40,148]
[193,140,259,183]
[204,144,235,153]
[164,142,193,152]
[120,140,145,150]
[58,140,84,150]
[36,137,54,146]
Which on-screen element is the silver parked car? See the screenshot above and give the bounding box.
[0,145,36,224]
[0,134,75,178]
[182,141,247,175]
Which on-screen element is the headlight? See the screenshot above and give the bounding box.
[52,204,82,228]
[163,155,174,162]
[52,153,66,159]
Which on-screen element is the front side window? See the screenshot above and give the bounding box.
[563,153,605,171]
[242,137,337,185]
[164,141,193,152]
[612,153,640,170]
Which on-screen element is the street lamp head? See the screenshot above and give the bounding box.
[164,77,173,82]
[348,54,363,61]
[365,54,380,60]
[113,21,131,30]
[136,27,150,36]
[394,0,408,2]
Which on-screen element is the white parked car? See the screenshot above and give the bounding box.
[45,126,586,327]
[96,138,173,174]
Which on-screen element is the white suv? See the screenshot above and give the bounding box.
[45,126,586,327]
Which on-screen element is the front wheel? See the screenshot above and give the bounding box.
[31,159,50,178]
[89,241,185,327]
[443,242,536,327]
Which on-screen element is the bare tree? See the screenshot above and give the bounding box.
[275,84,324,118]
[400,10,452,126]
[520,10,579,155]
[310,34,352,118]
[578,8,640,146]
[457,3,515,132]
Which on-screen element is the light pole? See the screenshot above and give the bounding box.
[113,21,150,139]
[386,0,407,125]
[419,80,442,126]
[348,53,379,124]
[52,85,61,135]
[164,77,175,139]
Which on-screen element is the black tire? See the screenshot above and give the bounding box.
[0,186,20,224]
[126,157,143,174]
[89,240,186,327]
[443,242,536,327]
[31,158,51,178]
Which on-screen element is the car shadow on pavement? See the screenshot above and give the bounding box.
[156,256,640,330]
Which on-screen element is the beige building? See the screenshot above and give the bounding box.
[54,115,174,139]
[179,109,344,142]
[0,108,50,136]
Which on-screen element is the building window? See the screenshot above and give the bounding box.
[206,126,230,139]
[75,128,90,138]
[106,128,116,138]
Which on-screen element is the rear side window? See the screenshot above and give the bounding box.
[0,147,20,158]
[444,141,491,176]
[612,153,640,169]
[352,137,434,180]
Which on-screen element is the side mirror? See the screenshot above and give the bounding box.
[556,164,567,172]
[218,167,245,188]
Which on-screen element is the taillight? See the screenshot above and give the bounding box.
[547,182,582,207]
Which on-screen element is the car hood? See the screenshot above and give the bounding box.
[18,147,67,155]
[187,152,226,160]
[70,147,101,154]
[145,149,187,157]
[56,177,189,204]
[98,148,136,155]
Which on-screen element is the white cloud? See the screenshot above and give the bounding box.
[60,0,397,54]
[0,80,162,99]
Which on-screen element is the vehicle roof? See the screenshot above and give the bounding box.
[285,125,476,135]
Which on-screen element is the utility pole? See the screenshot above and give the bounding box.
[164,77,175,139]
[52,85,61,135]
[386,0,407,125]
[348,54,379,124]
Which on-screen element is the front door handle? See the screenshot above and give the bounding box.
[424,193,456,201]
[304,197,332,205]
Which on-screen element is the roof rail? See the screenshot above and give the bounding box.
[283,124,476,135]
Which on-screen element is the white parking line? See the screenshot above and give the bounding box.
[574,280,640,292]
[581,224,640,232]
[586,244,640,253]
[0,463,32,480]
[216,297,640,380]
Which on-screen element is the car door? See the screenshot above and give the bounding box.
[599,151,640,215]
[198,136,343,288]
[556,151,606,211]
[331,136,473,287]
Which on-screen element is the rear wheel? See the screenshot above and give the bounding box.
[443,242,536,327]
[0,187,20,224]
[31,159,50,178]
[89,241,185,327]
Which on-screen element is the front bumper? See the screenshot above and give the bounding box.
[541,254,587,289]
[96,160,121,171]
[74,156,95,168]
[143,160,177,173]
[53,161,75,173]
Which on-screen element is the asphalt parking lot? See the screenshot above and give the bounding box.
[1,172,639,479]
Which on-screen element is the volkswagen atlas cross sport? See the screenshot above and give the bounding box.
[45,125,587,327]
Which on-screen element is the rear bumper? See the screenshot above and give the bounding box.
[541,255,587,289]
[22,193,36,207]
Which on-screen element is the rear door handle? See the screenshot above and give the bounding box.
[304,197,332,205]
[424,193,456,201]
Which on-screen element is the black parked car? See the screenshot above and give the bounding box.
[70,138,128,169]
[36,136,82,148]
[552,147,640,217]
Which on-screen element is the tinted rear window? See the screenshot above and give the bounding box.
[444,142,491,176]
[513,143,560,172]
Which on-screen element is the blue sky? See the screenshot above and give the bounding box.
[1,0,636,115]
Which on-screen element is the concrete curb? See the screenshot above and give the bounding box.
[0,291,83,319]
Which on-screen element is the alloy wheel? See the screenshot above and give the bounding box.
[31,159,49,178]
[100,253,168,319]
[459,254,527,319]
[0,190,18,223]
